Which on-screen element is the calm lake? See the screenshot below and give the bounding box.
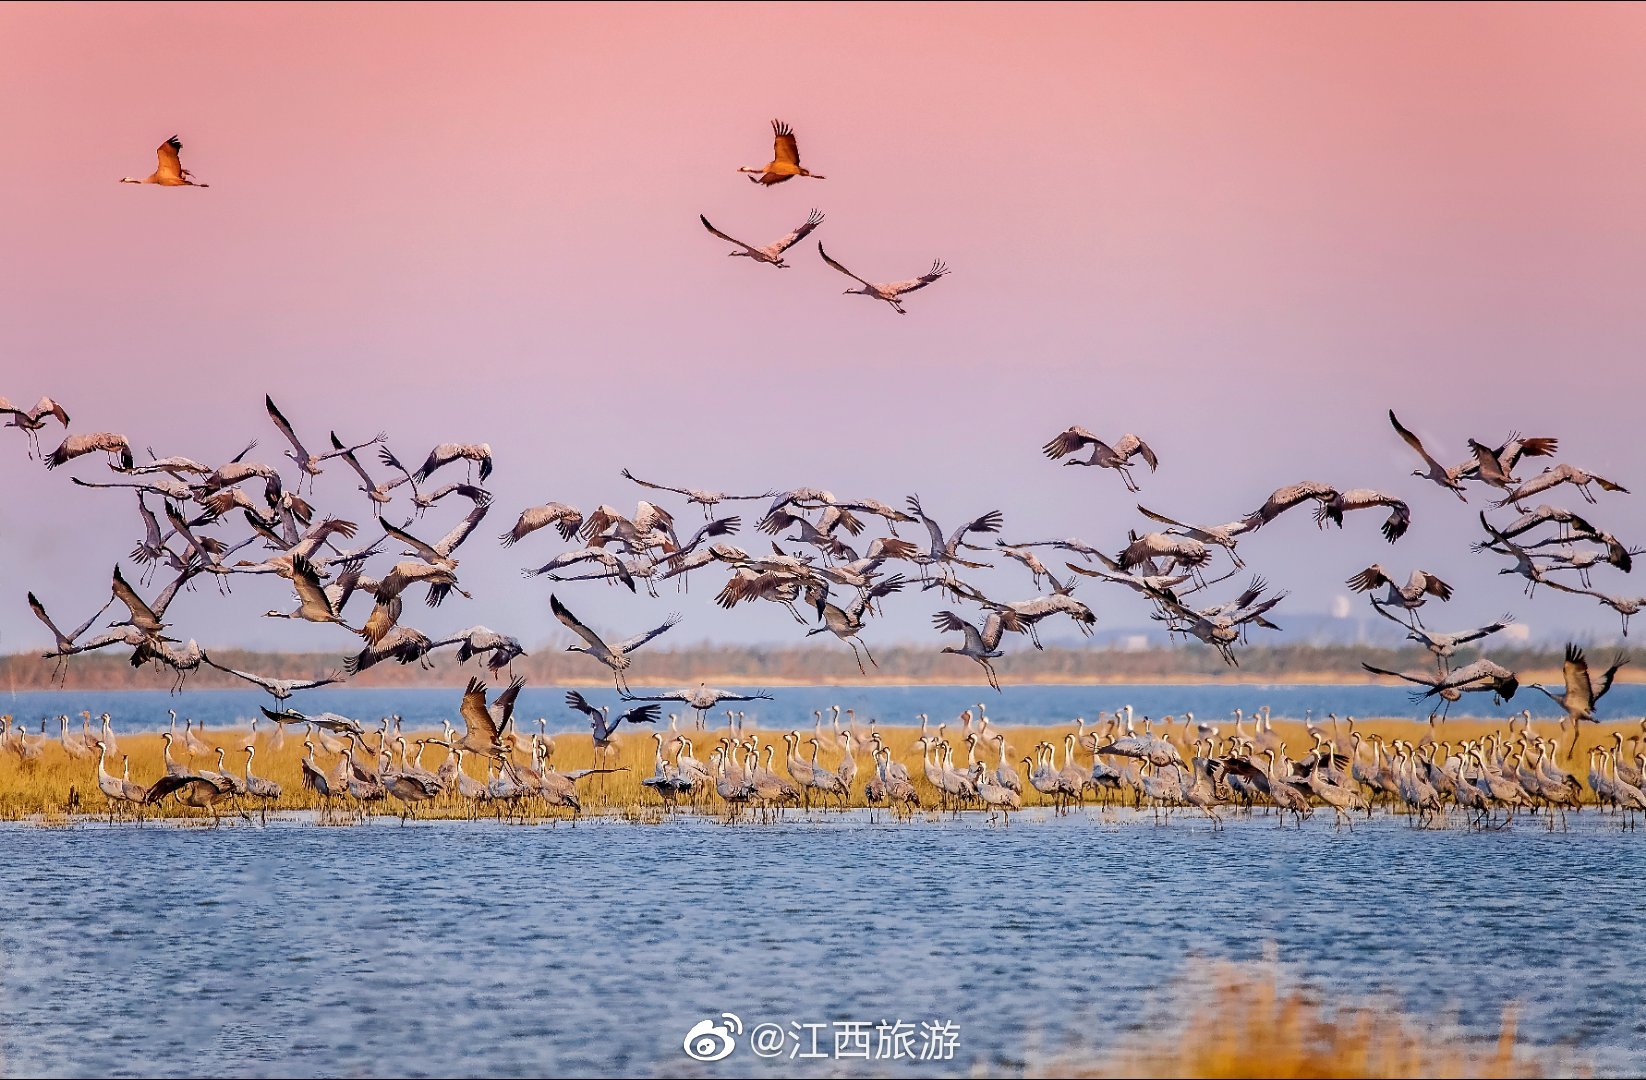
[1,808,1642,1077]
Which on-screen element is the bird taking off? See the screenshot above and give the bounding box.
[738,119,826,185]
[120,136,209,187]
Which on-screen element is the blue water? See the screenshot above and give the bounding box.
[4,682,1643,735]
[0,810,1636,1077]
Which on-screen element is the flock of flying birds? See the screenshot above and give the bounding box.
[3,126,1638,783]
[6,376,1639,746]
[118,123,952,315]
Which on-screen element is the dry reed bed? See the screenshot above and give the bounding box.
[0,717,1635,822]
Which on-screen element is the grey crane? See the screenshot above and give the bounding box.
[818,244,948,314]
[806,576,906,673]
[0,395,70,458]
[431,626,525,675]
[1492,463,1629,508]
[1459,433,1560,489]
[1314,489,1411,543]
[451,676,526,760]
[932,609,1019,692]
[1369,601,1515,675]
[1533,644,1628,746]
[412,442,493,484]
[1542,579,1646,637]
[550,594,680,691]
[1041,428,1159,491]
[27,591,116,683]
[1243,481,1338,530]
[622,683,774,723]
[565,690,661,767]
[1388,410,1470,500]
[1345,564,1452,626]
[46,431,133,472]
[700,209,824,267]
[1135,505,1256,568]
[499,502,584,545]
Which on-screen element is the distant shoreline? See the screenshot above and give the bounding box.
[2,669,1634,690]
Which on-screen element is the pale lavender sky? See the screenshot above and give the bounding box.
[2,3,1645,656]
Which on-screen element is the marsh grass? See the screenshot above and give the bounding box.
[1033,959,1571,1078]
[0,715,1631,822]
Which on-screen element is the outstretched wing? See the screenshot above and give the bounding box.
[699,214,757,254]
[612,612,682,654]
[903,493,947,556]
[619,468,689,498]
[771,119,799,165]
[1563,644,1594,715]
[818,243,871,287]
[459,677,501,744]
[155,136,185,182]
[564,690,601,720]
[329,432,377,488]
[1042,427,1099,460]
[29,397,70,426]
[1388,410,1448,474]
[1250,482,1336,526]
[435,498,491,557]
[379,516,442,564]
[26,592,64,642]
[1135,504,1191,531]
[111,565,160,627]
[771,209,824,254]
[885,260,949,297]
[550,594,608,653]
[1344,565,1389,593]
[1360,662,1437,689]
[1595,654,1630,703]
[265,395,310,464]
[948,509,1004,552]
[619,703,662,726]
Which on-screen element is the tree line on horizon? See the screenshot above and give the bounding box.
[0,641,1618,693]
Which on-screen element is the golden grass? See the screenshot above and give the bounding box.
[1034,960,1569,1079]
[0,715,1633,821]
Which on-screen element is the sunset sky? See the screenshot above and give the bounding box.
[3,3,1645,656]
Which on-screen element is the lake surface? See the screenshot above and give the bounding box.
[5,681,1645,734]
[1,810,1641,1077]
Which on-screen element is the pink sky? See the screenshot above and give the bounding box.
[3,3,1645,652]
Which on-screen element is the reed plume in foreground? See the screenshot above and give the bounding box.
[1035,959,1567,1079]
